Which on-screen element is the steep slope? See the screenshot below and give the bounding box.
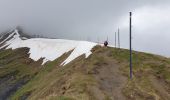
[0,29,97,65]
[1,30,170,100]
[9,46,170,100]
[0,48,42,100]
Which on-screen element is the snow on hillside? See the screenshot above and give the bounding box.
[0,30,97,65]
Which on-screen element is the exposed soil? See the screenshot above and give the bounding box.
[91,47,127,100]
[94,60,126,100]
[149,75,170,100]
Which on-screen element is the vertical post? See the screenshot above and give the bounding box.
[115,32,117,48]
[118,28,120,48]
[129,12,132,79]
[97,37,99,44]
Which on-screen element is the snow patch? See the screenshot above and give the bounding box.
[61,41,96,65]
[1,30,97,65]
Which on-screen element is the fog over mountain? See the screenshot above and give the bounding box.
[0,0,170,57]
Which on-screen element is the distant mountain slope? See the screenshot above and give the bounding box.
[0,30,170,100]
[0,29,97,65]
[0,47,42,100]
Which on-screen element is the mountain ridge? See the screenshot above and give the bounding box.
[0,30,170,100]
[0,29,97,65]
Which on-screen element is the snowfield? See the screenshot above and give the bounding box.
[0,30,97,65]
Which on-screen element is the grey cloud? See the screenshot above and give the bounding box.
[0,0,170,57]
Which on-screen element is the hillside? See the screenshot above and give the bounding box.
[0,30,170,100]
[0,29,96,65]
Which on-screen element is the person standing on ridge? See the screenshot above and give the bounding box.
[104,40,108,46]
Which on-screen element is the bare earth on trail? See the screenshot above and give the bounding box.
[149,75,170,100]
[93,49,127,100]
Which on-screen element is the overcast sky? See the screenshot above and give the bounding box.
[0,0,170,57]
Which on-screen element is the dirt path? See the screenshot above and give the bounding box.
[93,57,127,100]
[149,76,170,100]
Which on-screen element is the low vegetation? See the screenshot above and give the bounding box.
[0,46,170,100]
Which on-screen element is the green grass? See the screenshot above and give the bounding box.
[11,49,99,100]
[107,47,170,100]
[11,50,91,99]
[11,55,65,99]
[0,48,42,100]
[1,46,170,100]
[0,48,40,78]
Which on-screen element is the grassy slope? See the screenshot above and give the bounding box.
[111,47,170,100]
[1,46,170,100]
[0,48,41,78]
[0,48,42,99]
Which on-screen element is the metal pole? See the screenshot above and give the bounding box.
[97,37,99,44]
[129,12,132,79]
[115,32,117,48]
[118,28,120,48]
